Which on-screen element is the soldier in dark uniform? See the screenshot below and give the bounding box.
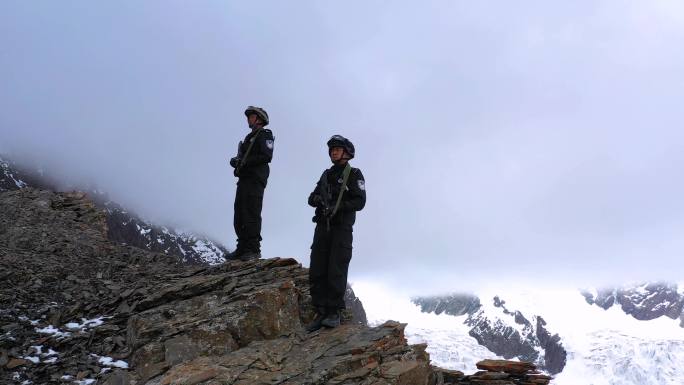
[306,135,366,331]
[227,106,274,261]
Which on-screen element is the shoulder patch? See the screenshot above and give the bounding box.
[357,179,365,191]
[265,139,274,149]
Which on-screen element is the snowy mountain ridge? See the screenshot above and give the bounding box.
[581,282,684,325]
[354,281,684,385]
[413,292,566,374]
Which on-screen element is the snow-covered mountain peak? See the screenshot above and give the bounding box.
[360,282,684,384]
[582,282,684,322]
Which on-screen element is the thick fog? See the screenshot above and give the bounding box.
[2,1,683,292]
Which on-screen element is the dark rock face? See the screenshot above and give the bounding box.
[413,295,567,375]
[465,298,539,369]
[0,158,29,191]
[0,188,382,384]
[345,284,369,326]
[535,317,566,374]
[582,283,684,322]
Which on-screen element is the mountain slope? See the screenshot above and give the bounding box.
[0,156,227,265]
[0,188,420,384]
[0,185,554,385]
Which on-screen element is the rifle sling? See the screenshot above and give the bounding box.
[331,163,352,217]
[238,128,262,170]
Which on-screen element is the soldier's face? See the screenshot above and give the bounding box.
[329,147,345,162]
[246,114,259,127]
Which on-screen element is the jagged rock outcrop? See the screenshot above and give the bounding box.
[0,188,417,385]
[142,321,433,385]
[431,359,552,385]
[346,285,368,326]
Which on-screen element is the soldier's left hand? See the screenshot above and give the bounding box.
[312,195,326,208]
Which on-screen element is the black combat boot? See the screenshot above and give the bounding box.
[321,309,340,328]
[225,248,244,261]
[306,308,327,333]
[238,250,261,261]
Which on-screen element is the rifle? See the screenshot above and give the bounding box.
[317,171,332,231]
[237,141,244,159]
[317,163,352,232]
[236,128,262,175]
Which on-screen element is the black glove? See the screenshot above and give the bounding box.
[230,157,241,168]
[311,195,326,209]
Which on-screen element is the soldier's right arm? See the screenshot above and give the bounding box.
[309,184,320,207]
[308,170,327,208]
[308,181,322,207]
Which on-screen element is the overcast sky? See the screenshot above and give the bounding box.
[2,1,683,293]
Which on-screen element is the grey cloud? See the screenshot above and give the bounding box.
[1,1,683,291]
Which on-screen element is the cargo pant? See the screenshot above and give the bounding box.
[234,179,264,253]
[309,223,353,311]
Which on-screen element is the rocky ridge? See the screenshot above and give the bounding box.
[0,187,409,384]
[0,180,558,385]
[0,185,552,385]
[0,156,228,265]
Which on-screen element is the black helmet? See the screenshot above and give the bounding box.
[327,135,355,159]
[244,106,269,126]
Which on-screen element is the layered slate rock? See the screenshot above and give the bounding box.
[432,359,552,385]
[0,188,413,385]
[146,321,431,385]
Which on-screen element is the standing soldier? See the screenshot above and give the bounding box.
[306,135,366,331]
[227,106,274,261]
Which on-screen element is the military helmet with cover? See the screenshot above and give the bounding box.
[327,135,355,159]
[244,106,269,126]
